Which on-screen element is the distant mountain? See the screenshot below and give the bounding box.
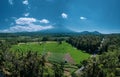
[91,31,101,35]
[38,28,101,35]
[2,27,101,36]
[79,31,101,35]
[14,30,101,36]
[39,27,74,33]
[13,27,74,36]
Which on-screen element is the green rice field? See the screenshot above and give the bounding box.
[11,41,90,64]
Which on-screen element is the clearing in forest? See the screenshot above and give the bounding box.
[11,41,90,64]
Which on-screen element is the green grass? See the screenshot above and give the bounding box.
[11,41,90,64]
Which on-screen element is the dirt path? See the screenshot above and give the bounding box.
[64,53,75,64]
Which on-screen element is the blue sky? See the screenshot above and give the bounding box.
[0,0,120,33]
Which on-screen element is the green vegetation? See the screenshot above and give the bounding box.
[11,41,90,64]
[67,34,120,54]
[77,50,120,77]
[0,33,120,77]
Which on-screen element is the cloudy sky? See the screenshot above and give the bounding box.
[0,0,120,33]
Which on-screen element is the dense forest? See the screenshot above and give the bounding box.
[67,34,120,77]
[67,34,120,54]
[0,33,120,77]
[0,40,65,77]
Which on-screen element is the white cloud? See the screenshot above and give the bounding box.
[24,13,30,17]
[1,25,53,32]
[8,0,14,5]
[23,0,29,5]
[0,17,53,32]
[16,17,36,25]
[40,19,49,24]
[61,13,68,19]
[80,16,87,20]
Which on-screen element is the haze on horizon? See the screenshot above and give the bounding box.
[0,0,120,34]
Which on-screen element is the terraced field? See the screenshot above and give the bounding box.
[11,41,90,64]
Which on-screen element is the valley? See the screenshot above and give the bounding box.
[0,32,120,77]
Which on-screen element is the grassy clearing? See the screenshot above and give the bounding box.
[11,41,90,64]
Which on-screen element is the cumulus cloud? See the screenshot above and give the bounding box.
[40,19,49,24]
[16,17,36,25]
[80,16,87,20]
[24,13,30,17]
[1,24,53,32]
[0,17,53,32]
[23,0,29,5]
[8,0,14,5]
[61,13,68,19]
